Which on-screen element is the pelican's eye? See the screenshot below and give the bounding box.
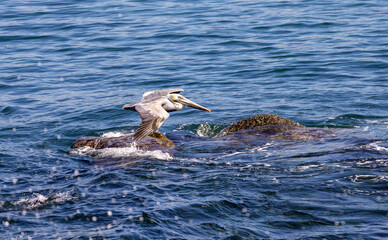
[169,94,179,101]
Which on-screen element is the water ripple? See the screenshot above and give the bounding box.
[1,0,387,239]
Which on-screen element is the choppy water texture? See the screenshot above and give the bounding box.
[1,0,388,239]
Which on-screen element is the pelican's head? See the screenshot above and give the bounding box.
[169,94,211,112]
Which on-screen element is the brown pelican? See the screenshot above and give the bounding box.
[123,89,211,142]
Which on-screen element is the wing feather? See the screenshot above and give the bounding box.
[142,89,183,101]
[126,89,182,142]
[132,102,170,142]
[133,119,155,142]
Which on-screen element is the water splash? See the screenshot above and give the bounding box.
[70,131,172,160]
[177,123,225,137]
[70,145,171,160]
[12,191,76,210]
[368,142,388,153]
[101,131,130,138]
[196,123,223,137]
[361,141,388,153]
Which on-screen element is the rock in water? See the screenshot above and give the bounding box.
[220,114,303,135]
[220,114,333,141]
[71,132,174,151]
[71,114,334,156]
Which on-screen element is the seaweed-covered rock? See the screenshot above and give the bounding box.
[71,114,333,156]
[71,132,174,151]
[220,114,303,135]
[220,114,333,141]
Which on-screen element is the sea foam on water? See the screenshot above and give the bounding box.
[70,146,171,160]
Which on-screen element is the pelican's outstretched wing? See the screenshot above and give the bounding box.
[141,89,183,102]
[123,89,183,110]
[124,88,184,142]
[133,102,170,142]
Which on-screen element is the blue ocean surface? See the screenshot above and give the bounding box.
[1,0,387,239]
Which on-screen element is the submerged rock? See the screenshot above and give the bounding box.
[233,125,333,141]
[71,114,334,156]
[220,114,333,141]
[71,132,174,151]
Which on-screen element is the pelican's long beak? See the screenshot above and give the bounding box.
[177,96,211,112]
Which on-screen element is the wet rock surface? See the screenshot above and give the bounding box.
[71,132,174,151]
[220,114,303,135]
[220,114,334,141]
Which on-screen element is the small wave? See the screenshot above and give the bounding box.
[177,123,224,137]
[349,174,388,183]
[214,142,275,161]
[196,123,213,137]
[355,159,388,168]
[361,141,388,153]
[70,145,171,160]
[369,142,388,153]
[294,164,323,171]
[250,142,274,152]
[249,142,274,157]
[12,191,76,210]
[365,120,380,124]
[324,114,387,128]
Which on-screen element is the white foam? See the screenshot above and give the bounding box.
[71,131,172,160]
[350,174,388,183]
[295,164,322,171]
[365,120,379,124]
[239,162,271,169]
[13,191,75,210]
[70,145,172,160]
[221,151,245,158]
[101,131,130,138]
[250,142,274,157]
[366,142,388,153]
[355,159,388,168]
[213,151,247,161]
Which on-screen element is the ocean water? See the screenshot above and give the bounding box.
[1,0,387,239]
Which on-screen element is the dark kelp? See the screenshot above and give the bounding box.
[220,114,303,135]
[220,114,334,141]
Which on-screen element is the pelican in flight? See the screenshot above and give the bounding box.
[123,89,211,142]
